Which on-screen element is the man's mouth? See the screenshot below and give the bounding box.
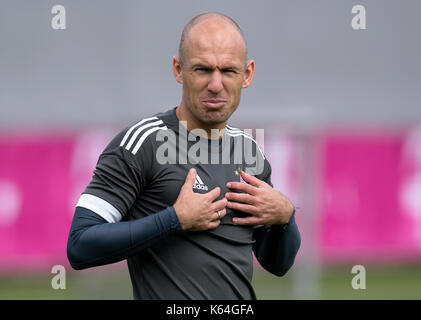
[201,99,227,108]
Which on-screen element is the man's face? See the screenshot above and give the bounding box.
[174,20,254,128]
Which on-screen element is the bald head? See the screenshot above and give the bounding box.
[178,13,248,68]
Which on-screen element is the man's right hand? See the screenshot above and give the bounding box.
[173,168,227,231]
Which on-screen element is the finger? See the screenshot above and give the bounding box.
[205,186,221,201]
[225,192,255,205]
[212,208,227,221]
[183,168,197,188]
[226,181,258,195]
[219,208,227,218]
[207,219,221,230]
[232,216,262,226]
[227,201,257,215]
[240,170,266,187]
[211,198,228,212]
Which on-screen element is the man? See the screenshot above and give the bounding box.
[67,12,301,300]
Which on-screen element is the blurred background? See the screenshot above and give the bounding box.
[1,0,420,299]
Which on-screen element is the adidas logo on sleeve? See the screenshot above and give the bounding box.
[193,173,209,191]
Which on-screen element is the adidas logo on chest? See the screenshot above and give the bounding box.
[193,173,209,191]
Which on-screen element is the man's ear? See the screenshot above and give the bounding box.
[173,56,183,84]
[242,59,255,88]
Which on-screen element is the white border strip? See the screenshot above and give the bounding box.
[76,194,122,223]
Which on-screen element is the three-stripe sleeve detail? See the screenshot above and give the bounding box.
[120,117,167,155]
[225,125,265,159]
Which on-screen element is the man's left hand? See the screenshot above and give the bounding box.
[225,170,294,226]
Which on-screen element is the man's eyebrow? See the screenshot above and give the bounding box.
[191,63,243,72]
[191,63,213,69]
[219,66,243,72]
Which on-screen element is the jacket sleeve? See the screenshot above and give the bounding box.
[67,206,182,270]
[252,209,301,276]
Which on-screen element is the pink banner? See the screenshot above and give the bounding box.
[320,130,421,261]
[0,130,114,270]
[0,133,75,269]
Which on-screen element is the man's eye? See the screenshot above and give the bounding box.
[195,67,211,72]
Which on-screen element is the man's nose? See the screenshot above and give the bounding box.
[207,70,223,93]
